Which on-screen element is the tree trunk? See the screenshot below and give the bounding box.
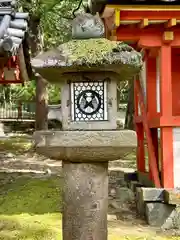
[35,75,48,130]
[124,80,134,130]
[29,15,48,130]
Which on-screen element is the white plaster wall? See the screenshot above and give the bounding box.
[173,128,180,188]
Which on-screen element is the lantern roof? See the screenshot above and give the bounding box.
[31,38,143,83]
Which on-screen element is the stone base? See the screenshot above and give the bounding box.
[33,130,137,162]
[63,161,108,240]
[145,202,180,229]
[124,175,180,230]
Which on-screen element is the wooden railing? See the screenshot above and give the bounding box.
[0,100,35,121]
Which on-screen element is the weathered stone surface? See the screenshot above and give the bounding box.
[136,187,165,219]
[108,169,128,200]
[31,38,143,82]
[33,130,137,162]
[116,187,134,202]
[60,72,118,131]
[139,187,165,202]
[72,13,105,39]
[164,189,180,205]
[63,162,108,240]
[136,188,165,219]
[136,187,146,217]
[145,202,178,229]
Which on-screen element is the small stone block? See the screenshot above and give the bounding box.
[140,187,165,202]
[136,187,145,217]
[164,189,180,205]
[130,181,143,193]
[145,202,176,229]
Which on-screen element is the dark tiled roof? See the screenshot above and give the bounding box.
[0,0,29,56]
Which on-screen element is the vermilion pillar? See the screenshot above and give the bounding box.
[146,56,159,180]
[134,79,145,173]
[159,44,174,188]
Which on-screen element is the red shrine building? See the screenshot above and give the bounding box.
[0,0,30,84]
[87,0,180,189]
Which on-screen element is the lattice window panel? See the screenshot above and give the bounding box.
[71,81,108,121]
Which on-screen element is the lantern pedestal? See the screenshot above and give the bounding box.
[34,129,137,240]
[63,162,108,240]
[32,28,142,240]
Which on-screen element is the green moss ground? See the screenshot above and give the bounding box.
[0,136,32,155]
[0,175,61,240]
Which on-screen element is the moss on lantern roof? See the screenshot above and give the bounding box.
[61,39,142,67]
[32,38,143,82]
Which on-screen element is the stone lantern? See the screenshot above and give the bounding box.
[32,13,142,240]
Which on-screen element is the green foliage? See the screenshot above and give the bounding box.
[0,81,61,104]
[20,0,85,48]
[41,1,76,49]
[40,0,86,48]
[48,84,61,104]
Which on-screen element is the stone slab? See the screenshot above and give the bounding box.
[164,189,180,205]
[33,130,137,162]
[136,187,165,218]
[139,187,165,202]
[145,202,179,230]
